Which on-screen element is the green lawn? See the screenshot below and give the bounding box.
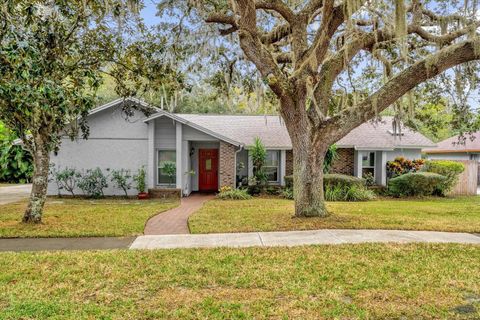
[0,244,479,319]
[189,196,480,234]
[0,198,178,238]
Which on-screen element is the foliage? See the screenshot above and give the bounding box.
[323,145,338,173]
[161,162,176,186]
[77,168,109,199]
[284,175,293,189]
[362,172,375,186]
[387,157,425,178]
[50,166,80,197]
[323,174,365,189]
[134,166,147,194]
[282,188,294,200]
[423,160,465,196]
[0,137,33,184]
[324,184,376,202]
[217,186,252,200]
[250,137,267,183]
[110,169,133,197]
[388,172,447,197]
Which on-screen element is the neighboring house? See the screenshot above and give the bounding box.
[424,132,480,187]
[423,132,480,161]
[46,98,435,196]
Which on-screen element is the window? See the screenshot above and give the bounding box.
[265,150,280,182]
[361,152,375,177]
[157,150,176,185]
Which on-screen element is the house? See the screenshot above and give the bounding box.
[47,98,435,196]
[423,132,480,161]
[424,132,480,187]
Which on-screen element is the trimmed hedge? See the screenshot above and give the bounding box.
[284,173,365,190]
[423,160,464,195]
[324,174,365,188]
[388,172,446,197]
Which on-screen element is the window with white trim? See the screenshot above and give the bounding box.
[265,150,280,182]
[361,151,375,177]
[157,150,176,185]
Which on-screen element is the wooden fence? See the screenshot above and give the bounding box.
[449,160,478,196]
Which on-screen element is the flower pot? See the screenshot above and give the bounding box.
[138,192,149,200]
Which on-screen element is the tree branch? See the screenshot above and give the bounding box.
[326,38,480,144]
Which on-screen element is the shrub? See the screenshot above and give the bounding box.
[362,172,375,186]
[111,169,132,197]
[387,157,425,178]
[325,184,375,201]
[77,167,109,198]
[282,188,294,200]
[388,172,446,197]
[324,173,365,188]
[51,166,80,196]
[423,160,464,195]
[323,144,338,173]
[134,166,147,193]
[284,175,293,189]
[217,187,252,200]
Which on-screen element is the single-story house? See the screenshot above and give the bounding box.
[424,132,480,187]
[423,132,480,161]
[47,98,435,196]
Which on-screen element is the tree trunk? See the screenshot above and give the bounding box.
[292,138,329,217]
[23,143,50,224]
[281,94,330,218]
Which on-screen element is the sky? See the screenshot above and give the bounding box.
[140,0,160,27]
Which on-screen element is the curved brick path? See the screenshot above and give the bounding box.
[144,193,215,235]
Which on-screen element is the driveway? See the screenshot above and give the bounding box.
[0,184,32,205]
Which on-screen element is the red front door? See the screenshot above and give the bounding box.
[199,149,219,192]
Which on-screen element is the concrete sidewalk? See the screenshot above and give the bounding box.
[130,229,480,249]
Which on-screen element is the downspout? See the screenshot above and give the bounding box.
[234,144,244,189]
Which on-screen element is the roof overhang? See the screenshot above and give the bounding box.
[144,111,243,147]
[424,149,480,154]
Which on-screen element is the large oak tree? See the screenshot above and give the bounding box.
[161,0,480,217]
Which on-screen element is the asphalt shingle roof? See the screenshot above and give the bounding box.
[424,131,480,153]
[175,114,435,149]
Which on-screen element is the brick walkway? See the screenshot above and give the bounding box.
[144,193,215,235]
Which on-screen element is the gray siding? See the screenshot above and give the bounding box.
[386,148,422,161]
[154,117,176,149]
[48,105,149,196]
[427,153,473,161]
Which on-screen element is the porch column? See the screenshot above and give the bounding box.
[353,150,362,178]
[147,120,155,189]
[247,151,253,178]
[375,151,387,186]
[176,122,183,191]
[280,150,286,186]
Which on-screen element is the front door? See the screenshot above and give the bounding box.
[199,149,219,192]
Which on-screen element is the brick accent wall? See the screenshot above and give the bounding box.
[286,150,293,176]
[284,148,354,176]
[330,148,354,175]
[219,141,236,188]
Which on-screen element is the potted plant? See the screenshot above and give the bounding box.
[134,166,148,199]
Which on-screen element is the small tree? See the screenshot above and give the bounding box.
[111,169,133,197]
[134,166,147,194]
[77,168,109,199]
[249,137,268,191]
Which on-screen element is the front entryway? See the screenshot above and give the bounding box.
[199,149,219,192]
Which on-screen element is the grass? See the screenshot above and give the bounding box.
[0,244,479,319]
[0,198,178,238]
[189,196,480,234]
